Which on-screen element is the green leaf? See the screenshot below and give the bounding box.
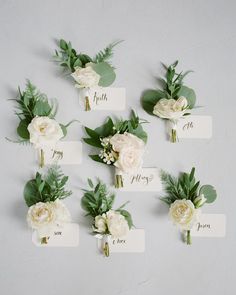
[33,100,52,116]
[88,178,94,188]
[94,117,114,137]
[178,85,196,109]
[199,185,217,203]
[84,126,100,139]
[17,119,30,140]
[60,39,67,50]
[91,62,116,87]
[24,179,41,207]
[89,155,105,164]
[142,89,165,115]
[77,54,93,66]
[73,58,82,68]
[117,209,134,229]
[60,124,67,137]
[83,138,102,148]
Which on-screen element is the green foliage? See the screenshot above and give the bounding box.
[81,179,115,218]
[91,62,116,87]
[142,60,196,116]
[160,168,217,207]
[24,166,72,207]
[81,179,133,229]
[83,110,148,165]
[199,185,217,203]
[94,40,122,64]
[12,80,58,140]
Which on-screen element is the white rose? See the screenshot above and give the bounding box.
[114,146,143,174]
[153,96,189,120]
[27,200,71,230]
[169,199,200,230]
[106,210,129,238]
[27,116,64,149]
[27,202,56,230]
[94,214,107,233]
[71,64,100,88]
[110,132,144,152]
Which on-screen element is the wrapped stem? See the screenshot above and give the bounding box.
[85,96,91,111]
[39,149,45,168]
[186,230,191,245]
[115,174,123,188]
[40,236,49,244]
[170,121,178,143]
[103,241,110,257]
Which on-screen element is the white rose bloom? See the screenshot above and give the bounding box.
[169,199,200,230]
[153,96,189,120]
[106,210,129,238]
[114,146,143,174]
[27,200,71,230]
[110,132,144,152]
[27,116,64,149]
[94,214,107,233]
[71,64,100,88]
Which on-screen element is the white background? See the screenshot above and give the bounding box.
[0,0,235,294]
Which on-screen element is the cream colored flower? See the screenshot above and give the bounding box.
[153,96,189,120]
[94,214,107,233]
[110,132,144,153]
[27,200,71,230]
[106,210,129,238]
[27,116,64,149]
[169,199,200,230]
[71,64,100,88]
[114,146,143,174]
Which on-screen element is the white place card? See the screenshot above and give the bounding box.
[176,115,212,139]
[79,87,126,110]
[97,229,145,253]
[191,214,226,237]
[39,141,82,165]
[117,168,162,191]
[32,223,79,247]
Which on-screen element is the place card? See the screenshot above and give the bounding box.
[32,223,79,247]
[97,229,145,253]
[191,214,226,237]
[175,115,212,139]
[38,141,82,165]
[79,87,126,110]
[117,168,162,191]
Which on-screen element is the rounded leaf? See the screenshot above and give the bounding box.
[17,120,30,140]
[91,62,116,87]
[178,85,196,109]
[142,89,166,115]
[199,185,217,203]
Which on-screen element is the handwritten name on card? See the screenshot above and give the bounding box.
[32,223,79,247]
[79,87,126,110]
[118,168,162,191]
[39,141,82,165]
[176,115,212,139]
[191,214,226,237]
[98,229,145,253]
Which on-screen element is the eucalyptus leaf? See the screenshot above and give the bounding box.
[178,85,196,109]
[199,185,217,203]
[91,62,116,87]
[142,89,165,115]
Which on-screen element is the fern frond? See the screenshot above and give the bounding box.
[94,40,123,64]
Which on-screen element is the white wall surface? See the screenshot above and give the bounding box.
[0,1,235,294]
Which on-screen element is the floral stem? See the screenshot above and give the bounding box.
[103,241,110,257]
[115,174,123,188]
[85,96,91,111]
[39,149,44,168]
[171,128,177,143]
[41,236,49,244]
[186,230,191,245]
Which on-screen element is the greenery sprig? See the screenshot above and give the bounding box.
[142,60,196,115]
[160,167,217,206]
[83,110,148,164]
[54,39,122,87]
[81,179,133,228]
[24,166,72,207]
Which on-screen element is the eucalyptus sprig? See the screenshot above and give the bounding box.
[24,166,72,207]
[160,167,217,245]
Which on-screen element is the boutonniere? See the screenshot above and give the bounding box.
[81,179,133,257]
[142,61,196,142]
[83,110,148,188]
[7,80,76,167]
[160,167,217,244]
[24,166,72,244]
[54,39,121,111]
